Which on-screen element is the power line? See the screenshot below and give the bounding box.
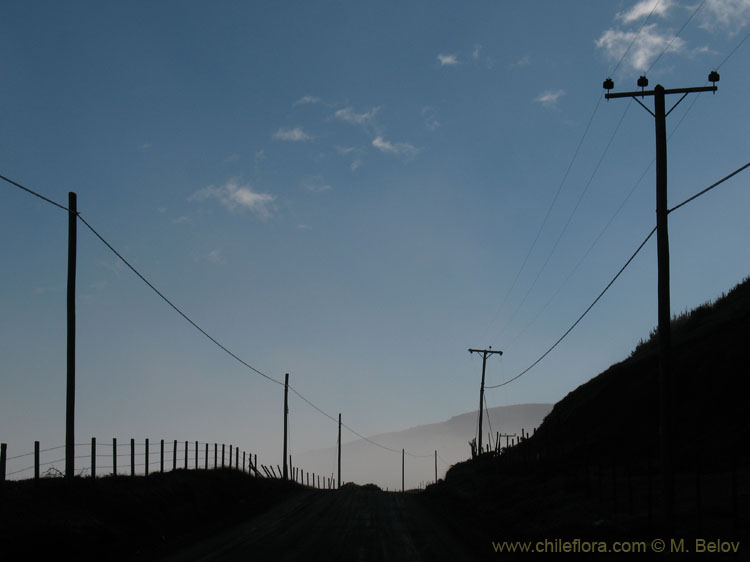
[487,159,750,391]
[646,0,706,75]
[76,215,285,388]
[480,94,604,341]
[486,225,657,390]
[610,0,664,78]
[0,173,71,212]
[498,100,632,339]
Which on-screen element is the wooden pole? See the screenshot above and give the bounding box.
[229,445,233,469]
[283,373,289,480]
[91,437,96,479]
[236,446,239,470]
[173,440,177,471]
[113,438,117,476]
[214,443,217,468]
[195,441,198,469]
[65,192,77,480]
[130,438,135,477]
[402,448,405,492]
[144,438,148,476]
[0,443,6,484]
[338,413,342,490]
[184,441,188,470]
[434,450,437,483]
[222,444,225,468]
[243,451,246,472]
[35,441,40,481]
[160,439,164,473]
[205,443,209,470]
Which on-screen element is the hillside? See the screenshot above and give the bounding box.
[428,276,750,550]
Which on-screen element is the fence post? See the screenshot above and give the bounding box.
[35,441,40,481]
[235,447,239,470]
[205,443,208,470]
[113,438,117,476]
[145,438,149,476]
[222,444,225,468]
[214,443,217,469]
[243,451,246,472]
[184,441,188,470]
[0,443,6,484]
[195,441,198,469]
[173,440,177,471]
[161,440,164,473]
[229,445,233,469]
[91,438,96,479]
[130,438,135,477]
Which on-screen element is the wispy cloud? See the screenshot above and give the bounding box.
[334,106,380,126]
[273,126,313,142]
[336,146,364,171]
[437,53,459,66]
[596,23,685,72]
[189,179,274,220]
[372,136,418,158]
[138,143,152,151]
[207,249,225,264]
[421,106,440,132]
[534,89,566,108]
[472,44,482,59]
[293,95,321,107]
[172,215,192,225]
[301,176,333,193]
[617,0,674,24]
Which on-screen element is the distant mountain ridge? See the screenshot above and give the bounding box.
[295,403,553,490]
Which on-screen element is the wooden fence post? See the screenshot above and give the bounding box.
[205,443,208,470]
[243,451,246,472]
[229,445,233,469]
[214,443,217,468]
[161,440,164,473]
[130,438,135,477]
[173,440,177,471]
[145,438,149,476]
[195,441,198,469]
[235,447,239,470]
[35,441,40,481]
[91,438,96,479]
[184,441,188,470]
[0,443,6,484]
[222,444,225,468]
[113,438,117,476]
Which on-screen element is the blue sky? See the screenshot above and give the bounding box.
[2,1,750,482]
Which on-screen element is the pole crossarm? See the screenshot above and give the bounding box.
[605,85,716,99]
[468,348,503,356]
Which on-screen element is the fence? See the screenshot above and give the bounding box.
[0,438,338,489]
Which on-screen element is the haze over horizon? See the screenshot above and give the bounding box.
[2,1,749,485]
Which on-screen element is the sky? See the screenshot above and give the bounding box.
[2,0,750,485]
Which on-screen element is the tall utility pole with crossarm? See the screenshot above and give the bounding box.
[468,347,503,455]
[602,71,720,523]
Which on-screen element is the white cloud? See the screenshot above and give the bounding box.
[510,55,532,68]
[472,44,482,59]
[336,146,364,171]
[350,158,363,171]
[172,216,192,224]
[437,54,459,66]
[534,90,566,108]
[372,136,418,157]
[701,0,750,32]
[189,179,274,220]
[334,106,380,126]
[273,127,313,142]
[293,95,321,107]
[595,24,685,72]
[138,143,152,150]
[617,0,674,24]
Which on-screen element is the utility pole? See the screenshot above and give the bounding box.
[65,192,77,480]
[283,373,289,480]
[434,450,437,483]
[338,413,342,490]
[468,347,503,455]
[603,72,719,523]
[401,448,405,492]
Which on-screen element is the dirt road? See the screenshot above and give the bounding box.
[165,486,486,561]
